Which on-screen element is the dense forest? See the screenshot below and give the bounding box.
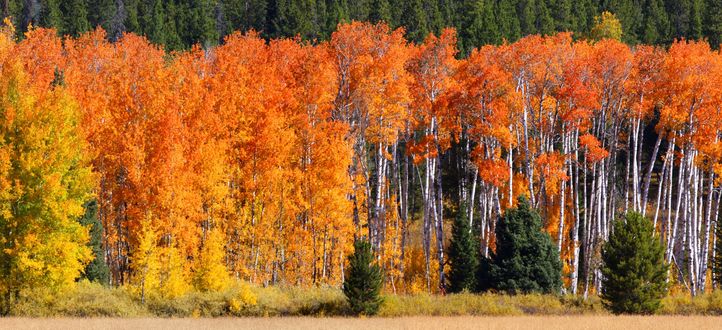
[2,0,722,52]
[4,0,722,315]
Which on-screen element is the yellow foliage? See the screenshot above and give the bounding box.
[591,11,623,41]
[228,282,257,314]
[159,243,191,299]
[0,30,94,313]
[129,218,161,303]
[193,229,231,292]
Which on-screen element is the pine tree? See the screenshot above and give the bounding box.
[534,0,554,35]
[495,0,521,42]
[641,0,670,44]
[139,0,165,45]
[487,196,562,294]
[343,239,383,315]
[705,0,722,48]
[571,0,597,35]
[325,0,349,36]
[425,0,444,35]
[60,0,90,37]
[399,0,428,43]
[518,0,537,35]
[447,202,479,293]
[87,0,116,33]
[79,200,110,285]
[222,0,267,34]
[601,212,668,315]
[369,0,391,24]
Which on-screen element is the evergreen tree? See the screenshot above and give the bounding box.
[476,254,492,292]
[534,0,554,35]
[400,0,428,42]
[447,203,479,293]
[348,0,371,21]
[551,0,573,32]
[191,0,220,48]
[60,0,90,37]
[270,0,323,40]
[325,0,349,35]
[343,239,383,316]
[689,0,703,39]
[495,0,521,42]
[223,0,267,35]
[641,0,670,44]
[425,0,444,35]
[139,0,165,45]
[571,0,597,36]
[78,200,110,285]
[518,0,537,35]
[369,0,391,24]
[39,0,63,31]
[601,212,668,314]
[487,196,562,294]
[123,0,141,35]
[87,0,116,35]
[458,0,498,55]
[705,0,722,48]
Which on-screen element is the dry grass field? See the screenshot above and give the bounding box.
[3,316,721,330]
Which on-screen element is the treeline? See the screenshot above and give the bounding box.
[3,17,722,312]
[2,0,722,52]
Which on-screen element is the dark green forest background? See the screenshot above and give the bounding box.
[2,0,721,54]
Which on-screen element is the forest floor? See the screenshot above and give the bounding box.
[3,316,722,330]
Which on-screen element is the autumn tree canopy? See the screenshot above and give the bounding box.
[3,18,722,301]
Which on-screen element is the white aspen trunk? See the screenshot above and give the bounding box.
[653,151,669,231]
[558,130,567,253]
[522,103,535,206]
[700,170,713,293]
[668,145,685,264]
[643,135,663,216]
[508,142,514,206]
[469,167,478,228]
[632,117,641,211]
[624,125,632,213]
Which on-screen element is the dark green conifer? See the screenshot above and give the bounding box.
[343,239,383,316]
[79,200,110,285]
[447,203,479,293]
[601,212,668,315]
[487,196,562,294]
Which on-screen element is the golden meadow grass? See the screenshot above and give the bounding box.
[9,280,722,318]
[3,316,722,330]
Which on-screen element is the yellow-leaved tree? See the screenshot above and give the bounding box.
[0,25,94,314]
[130,218,161,304]
[193,228,231,292]
[159,242,191,299]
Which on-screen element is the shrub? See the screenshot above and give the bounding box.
[601,212,668,314]
[12,281,145,317]
[376,292,603,316]
[343,239,383,315]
